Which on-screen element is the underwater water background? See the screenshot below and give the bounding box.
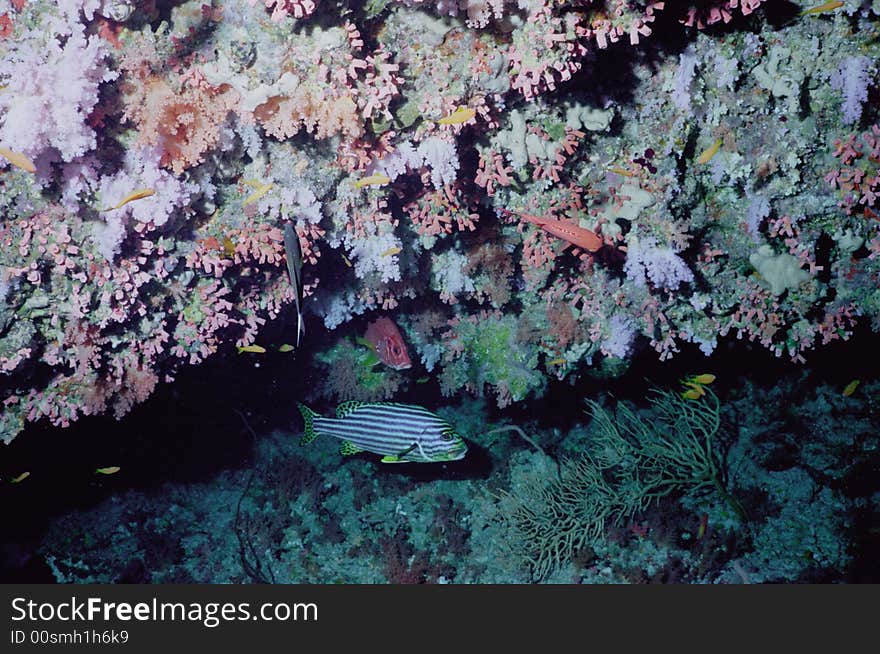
[1,305,878,583]
[2,0,880,585]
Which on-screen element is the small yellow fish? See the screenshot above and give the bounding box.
[800,0,844,15]
[223,236,236,257]
[381,246,402,258]
[0,146,36,173]
[242,180,273,206]
[697,138,723,165]
[237,344,267,354]
[354,174,391,189]
[95,466,121,475]
[696,513,708,540]
[278,344,295,353]
[687,373,716,386]
[103,188,155,212]
[342,254,353,268]
[681,373,714,399]
[416,377,430,384]
[682,382,706,399]
[606,167,635,177]
[843,379,860,397]
[547,357,567,366]
[10,471,30,484]
[438,106,476,126]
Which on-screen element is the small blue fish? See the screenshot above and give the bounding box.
[298,401,468,463]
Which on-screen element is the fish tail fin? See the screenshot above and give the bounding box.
[298,403,320,445]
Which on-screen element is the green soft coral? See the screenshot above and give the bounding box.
[314,338,402,402]
[749,245,811,296]
[439,313,544,408]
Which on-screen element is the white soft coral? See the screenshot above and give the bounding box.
[0,24,117,163]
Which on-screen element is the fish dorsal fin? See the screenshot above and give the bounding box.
[336,401,365,418]
[367,401,422,411]
[339,441,363,456]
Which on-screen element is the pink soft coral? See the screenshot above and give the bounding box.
[124,70,238,175]
[248,0,317,21]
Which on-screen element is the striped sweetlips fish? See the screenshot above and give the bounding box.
[297,401,468,463]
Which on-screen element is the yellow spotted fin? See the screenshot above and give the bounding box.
[340,441,364,456]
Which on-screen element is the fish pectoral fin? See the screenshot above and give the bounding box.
[398,443,418,458]
[339,441,363,456]
[380,442,419,464]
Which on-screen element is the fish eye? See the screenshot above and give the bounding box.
[441,431,455,441]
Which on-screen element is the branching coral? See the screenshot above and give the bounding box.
[123,72,239,175]
[497,386,738,580]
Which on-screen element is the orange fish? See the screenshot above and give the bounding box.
[363,317,412,370]
[508,210,603,252]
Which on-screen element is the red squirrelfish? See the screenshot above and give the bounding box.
[364,317,412,370]
[509,210,604,252]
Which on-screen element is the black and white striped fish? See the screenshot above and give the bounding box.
[297,401,468,463]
